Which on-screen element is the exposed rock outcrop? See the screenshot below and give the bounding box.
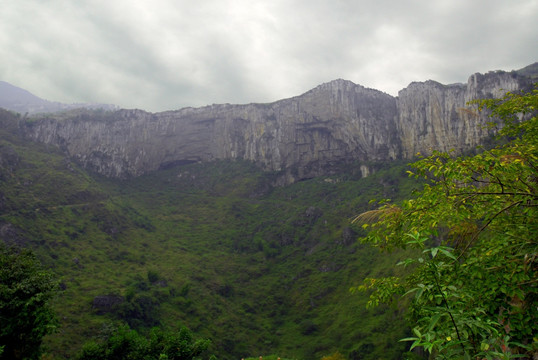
[20,67,536,183]
[397,71,524,158]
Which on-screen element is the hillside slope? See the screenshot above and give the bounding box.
[0,108,421,360]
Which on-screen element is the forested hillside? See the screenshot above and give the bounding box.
[0,108,422,359]
[1,84,536,360]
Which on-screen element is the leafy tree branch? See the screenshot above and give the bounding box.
[352,86,538,359]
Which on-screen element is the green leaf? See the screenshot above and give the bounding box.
[399,337,419,342]
[428,313,442,331]
[353,86,538,359]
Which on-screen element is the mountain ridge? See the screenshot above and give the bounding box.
[6,63,538,184]
[0,63,536,359]
[2,62,537,115]
[0,80,118,114]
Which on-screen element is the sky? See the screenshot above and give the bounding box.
[1,0,537,112]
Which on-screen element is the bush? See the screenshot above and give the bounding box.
[76,324,212,360]
[0,244,57,360]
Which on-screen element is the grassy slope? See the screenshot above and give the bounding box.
[0,109,422,360]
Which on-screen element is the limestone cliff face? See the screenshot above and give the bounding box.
[397,71,524,158]
[21,69,533,183]
[24,80,399,183]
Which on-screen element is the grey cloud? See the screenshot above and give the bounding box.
[0,0,537,112]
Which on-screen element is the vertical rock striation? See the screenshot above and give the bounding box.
[397,71,524,158]
[21,68,535,183]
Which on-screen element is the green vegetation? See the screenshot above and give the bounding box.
[76,324,212,360]
[244,356,298,360]
[0,243,58,360]
[0,107,423,359]
[7,85,536,359]
[354,87,537,358]
[5,87,535,359]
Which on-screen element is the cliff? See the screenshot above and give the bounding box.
[20,68,536,183]
[397,70,524,158]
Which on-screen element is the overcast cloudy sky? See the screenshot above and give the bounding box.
[1,0,537,112]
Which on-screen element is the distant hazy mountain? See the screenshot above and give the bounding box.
[0,81,118,114]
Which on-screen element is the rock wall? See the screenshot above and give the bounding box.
[21,70,533,183]
[397,71,523,158]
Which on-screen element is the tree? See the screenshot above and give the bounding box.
[352,86,538,359]
[76,324,213,360]
[0,244,58,360]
